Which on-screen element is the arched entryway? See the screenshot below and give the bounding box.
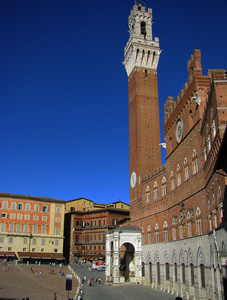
[105,226,142,284]
[120,242,135,281]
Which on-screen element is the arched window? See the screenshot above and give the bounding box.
[182,263,186,283]
[149,262,152,283]
[157,262,160,285]
[200,264,205,288]
[165,263,170,280]
[174,263,178,282]
[190,264,194,286]
[141,21,146,35]
[142,262,145,276]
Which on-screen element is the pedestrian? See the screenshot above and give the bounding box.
[53,292,57,300]
[36,271,38,277]
[40,271,42,278]
[98,278,101,284]
[92,276,94,281]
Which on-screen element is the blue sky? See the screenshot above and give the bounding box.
[0,0,226,204]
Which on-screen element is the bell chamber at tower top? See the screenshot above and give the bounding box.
[123,2,161,77]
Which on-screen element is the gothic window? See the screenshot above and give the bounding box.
[147,225,151,232]
[212,193,215,204]
[197,220,202,235]
[154,189,158,200]
[141,21,146,35]
[182,263,186,283]
[204,147,207,161]
[184,157,188,164]
[211,120,216,138]
[177,174,181,186]
[163,221,168,228]
[190,264,195,285]
[218,186,222,198]
[162,185,167,196]
[148,234,151,244]
[196,207,201,217]
[188,223,192,237]
[184,167,189,181]
[171,179,175,191]
[164,231,168,242]
[156,233,159,243]
[200,264,206,288]
[174,263,178,282]
[155,223,159,230]
[192,159,199,174]
[165,263,170,280]
[146,192,151,203]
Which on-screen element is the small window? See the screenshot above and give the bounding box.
[32,248,35,252]
[8,247,12,251]
[11,202,16,210]
[42,216,47,221]
[3,201,8,209]
[33,225,38,234]
[17,203,23,210]
[24,225,29,233]
[24,214,30,220]
[23,248,26,251]
[10,213,16,219]
[0,223,6,232]
[34,204,39,212]
[55,240,59,246]
[56,217,60,222]
[16,224,22,233]
[42,205,49,212]
[25,203,31,211]
[42,226,46,234]
[1,213,8,218]
[33,215,39,221]
[141,21,146,35]
[17,214,23,220]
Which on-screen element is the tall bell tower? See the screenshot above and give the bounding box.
[123,2,161,207]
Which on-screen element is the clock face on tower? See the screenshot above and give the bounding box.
[130,171,137,189]
[176,119,183,143]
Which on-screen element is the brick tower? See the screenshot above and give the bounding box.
[123,2,161,210]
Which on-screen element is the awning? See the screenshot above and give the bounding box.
[17,252,65,260]
[0,251,16,257]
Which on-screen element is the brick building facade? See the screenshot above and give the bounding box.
[64,199,130,263]
[123,2,227,299]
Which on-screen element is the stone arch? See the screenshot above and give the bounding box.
[196,246,206,266]
[187,247,195,265]
[146,251,152,264]
[154,251,160,264]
